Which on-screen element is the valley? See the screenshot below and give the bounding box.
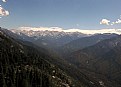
[1,0,121,87]
[1,27,121,87]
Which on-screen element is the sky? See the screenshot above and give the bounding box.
[0,0,121,29]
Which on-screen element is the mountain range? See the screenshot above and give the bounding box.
[12,27,121,34]
[11,27,121,49]
[11,27,88,49]
[60,34,118,56]
[0,27,95,87]
[1,27,121,87]
[68,35,121,86]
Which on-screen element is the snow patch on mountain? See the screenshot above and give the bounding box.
[11,27,88,38]
[11,27,89,47]
[12,27,121,35]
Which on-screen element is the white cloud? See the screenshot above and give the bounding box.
[0,0,9,18]
[2,0,7,2]
[111,16,121,25]
[115,19,121,24]
[100,19,110,25]
[0,6,9,16]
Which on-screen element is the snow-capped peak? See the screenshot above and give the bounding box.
[11,27,88,41]
[12,27,121,35]
[17,27,63,32]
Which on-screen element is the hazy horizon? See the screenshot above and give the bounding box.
[0,0,121,29]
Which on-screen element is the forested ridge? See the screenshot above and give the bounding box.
[0,30,87,87]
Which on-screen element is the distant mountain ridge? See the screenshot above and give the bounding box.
[61,34,118,55]
[12,27,121,34]
[11,27,88,50]
[10,27,121,50]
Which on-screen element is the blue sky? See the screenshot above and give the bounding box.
[0,0,121,29]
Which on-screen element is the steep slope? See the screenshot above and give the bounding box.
[61,34,118,55]
[3,28,121,87]
[0,29,91,87]
[70,36,121,67]
[0,28,34,42]
[69,35,121,86]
